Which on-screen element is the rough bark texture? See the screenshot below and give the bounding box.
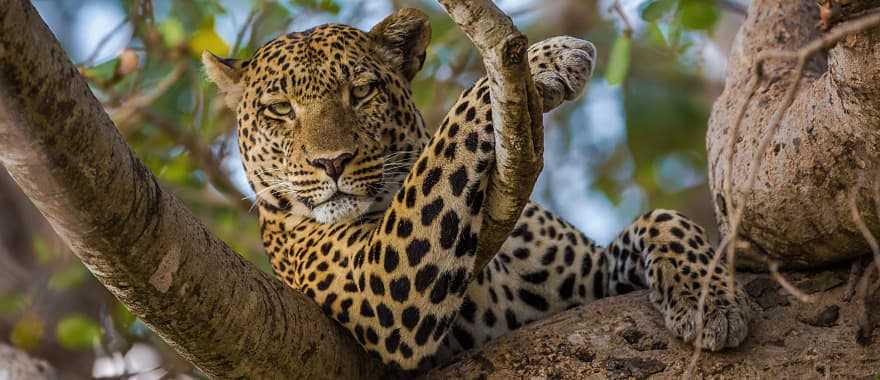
[0,1,385,378]
[429,271,880,379]
[437,0,544,272]
[707,0,880,269]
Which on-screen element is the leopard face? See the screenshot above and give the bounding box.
[203,10,431,223]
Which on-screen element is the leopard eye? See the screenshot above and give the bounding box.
[266,102,293,118]
[351,83,374,103]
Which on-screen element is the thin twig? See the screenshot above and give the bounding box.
[112,61,187,126]
[850,171,880,342]
[140,111,250,212]
[80,16,131,67]
[844,258,866,301]
[769,261,815,303]
[612,0,634,38]
[232,7,260,57]
[850,173,880,277]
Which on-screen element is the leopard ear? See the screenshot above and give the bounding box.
[202,51,244,110]
[369,8,431,81]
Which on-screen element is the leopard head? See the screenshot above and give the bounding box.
[203,8,431,224]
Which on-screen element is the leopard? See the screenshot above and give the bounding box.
[202,7,756,376]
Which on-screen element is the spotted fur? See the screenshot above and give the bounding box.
[203,8,755,375]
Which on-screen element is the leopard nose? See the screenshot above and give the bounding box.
[310,152,354,180]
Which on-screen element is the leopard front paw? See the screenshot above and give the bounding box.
[528,36,596,112]
[658,285,757,351]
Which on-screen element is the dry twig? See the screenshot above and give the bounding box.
[80,16,131,67]
[140,112,250,212]
[849,171,880,343]
[111,61,188,125]
[612,0,634,38]
[769,261,815,303]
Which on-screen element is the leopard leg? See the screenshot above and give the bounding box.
[604,209,756,350]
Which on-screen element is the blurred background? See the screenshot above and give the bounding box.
[0,0,747,378]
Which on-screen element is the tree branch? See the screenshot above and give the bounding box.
[0,1,385,378]
[437,0,544,272]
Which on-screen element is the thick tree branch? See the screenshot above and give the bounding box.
[0,1,385,378]
[437,0,544,272]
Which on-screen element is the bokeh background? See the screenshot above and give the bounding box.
[0,0,747,378]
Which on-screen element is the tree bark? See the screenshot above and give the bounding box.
[436,0,544,272]
[0,1,385,378]
[428,271,880,379]
[707,0,880,269]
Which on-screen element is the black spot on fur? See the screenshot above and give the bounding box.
[377,303,395,327]
[518,288,549,311]
[406,239,431,267]
[522,270,549,284]
[390,277,411,302]
[422,168,442,196]
[415,315,437,345]
[402,306,420,330]
[415,264,439,292]
[384,246,399,272]
[421,198,444,226]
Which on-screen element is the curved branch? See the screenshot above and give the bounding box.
[437,0,544,272]
[0,1,384,378]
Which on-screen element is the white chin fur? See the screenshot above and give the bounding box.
[311,197,371,224]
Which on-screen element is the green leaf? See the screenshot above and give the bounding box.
[83,57,120,79]
[56,314,102,351]
[158,18,185,48]
[605,35,631,86]
[319,0,340,14]
[0,293,28,317]
[640,0,677,22]
[646,22,667,48]
[677,0,719,30]
[10,313,44,351]
[113,303,137,331]
[32,237,55,264]
[666,23,684,50]
[291,0,340,13]
[48,264,87,292]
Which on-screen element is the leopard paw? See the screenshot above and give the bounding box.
[527,36,596,112]
[659,285,757,351]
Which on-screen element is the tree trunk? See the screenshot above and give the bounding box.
[707,0,880,269]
